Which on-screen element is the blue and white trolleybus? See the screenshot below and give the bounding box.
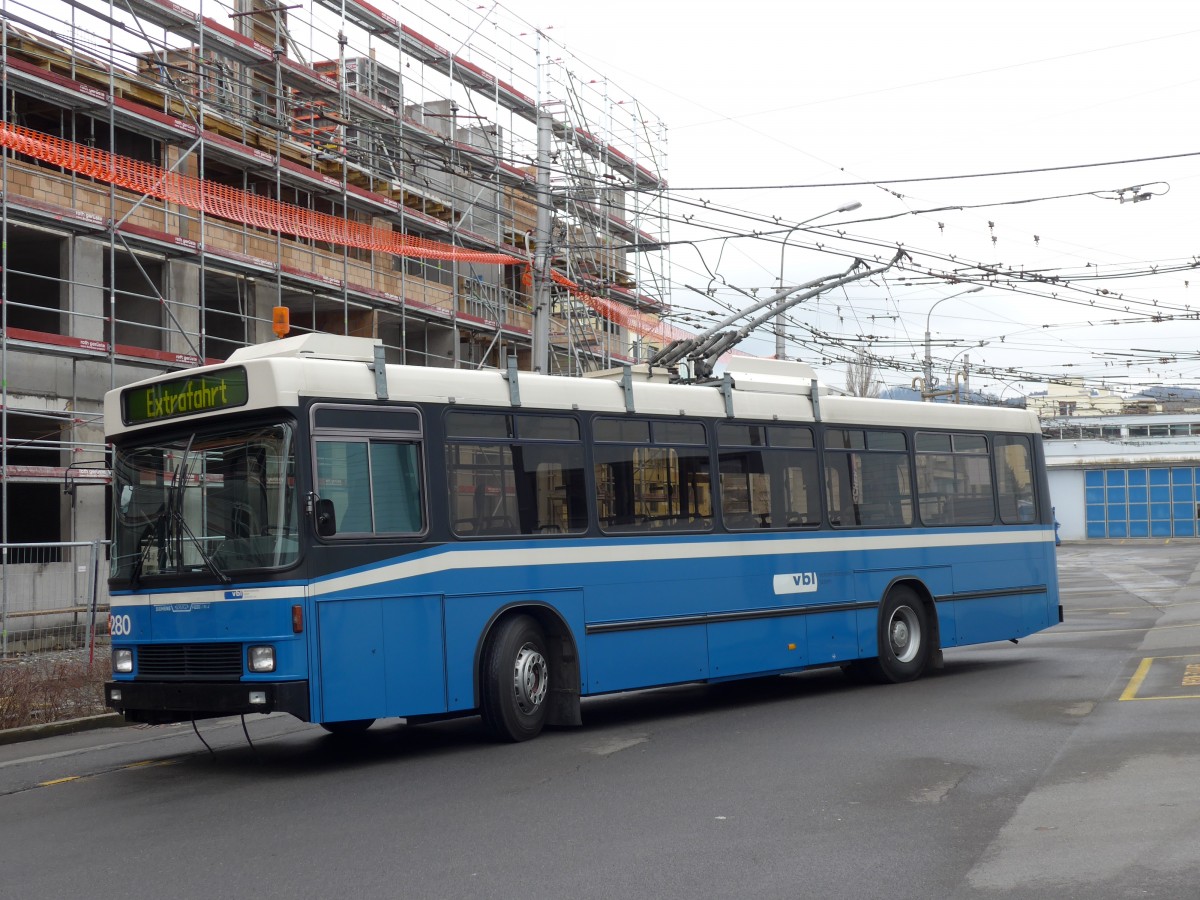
[104,334,1061,740]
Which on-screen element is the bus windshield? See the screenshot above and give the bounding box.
[110,423,300,581]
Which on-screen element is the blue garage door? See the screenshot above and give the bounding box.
[1086,467,1200,538]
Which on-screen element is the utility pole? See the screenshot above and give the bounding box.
[531,110,553,374]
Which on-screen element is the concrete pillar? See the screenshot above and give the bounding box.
[425,324,456,367]
[68,237,105,342]
[249,279,277,346]
[166,260,201,358]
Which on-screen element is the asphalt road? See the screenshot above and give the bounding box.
[2,541,1199,900]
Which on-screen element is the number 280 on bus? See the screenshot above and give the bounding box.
[104,334,1061,741]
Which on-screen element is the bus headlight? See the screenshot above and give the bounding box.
[248,645,276,673]
[113,648,133,673]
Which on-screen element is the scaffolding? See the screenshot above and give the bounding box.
[0,0,670,648]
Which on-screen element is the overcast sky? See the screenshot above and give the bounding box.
[514,0,1200,397]
[13,0,1195,397]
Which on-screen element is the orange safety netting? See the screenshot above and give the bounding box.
[0,122,697,347]
[549,269,693,347]
[0,122,514,265]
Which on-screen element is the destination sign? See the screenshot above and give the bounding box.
[122,368,249,425]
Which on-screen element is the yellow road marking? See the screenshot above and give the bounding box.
[34,758,178,789]
[1120,658,1154,701]
[1120,654,1200,701]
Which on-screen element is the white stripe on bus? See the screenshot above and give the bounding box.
[108,528,1054,609]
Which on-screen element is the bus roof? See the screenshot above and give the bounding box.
[105,334,1041,439]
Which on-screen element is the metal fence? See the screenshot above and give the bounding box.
[0,541,108,659]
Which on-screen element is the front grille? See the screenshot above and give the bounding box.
[137,643,243,680]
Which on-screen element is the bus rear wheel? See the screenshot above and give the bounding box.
[481,614,550,742]
[320,718,375,736]
[862,586,931,684]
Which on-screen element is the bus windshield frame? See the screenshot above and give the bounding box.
[110,420,301,583]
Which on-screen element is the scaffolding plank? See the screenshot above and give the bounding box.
[277,54,340,99]
[555,123,667,191]
[113,0,199,34]
[117,222,200,255]
[115,0,272,67]
[3,57,108,109]
[113,96,200,140]
[1,465,110,484]
[116,343,205,367]
[5,328,109,357]
[311,0,397,36]
[398,25,536,123]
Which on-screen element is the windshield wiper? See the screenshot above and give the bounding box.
[128,535,152,589]
[166,503,231,584]
[164,436,230,585]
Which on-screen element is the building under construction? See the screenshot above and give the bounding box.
[0,0,670,642]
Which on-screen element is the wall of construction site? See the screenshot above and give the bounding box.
[0,0,671,657]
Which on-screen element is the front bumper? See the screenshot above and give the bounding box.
[104,680,310,725]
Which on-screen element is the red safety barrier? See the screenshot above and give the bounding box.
[0,122,693,348]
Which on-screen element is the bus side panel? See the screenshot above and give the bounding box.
[945,536,1058,646]
[952,596,1035,645]
[705,563,859,677]
[316,599,386,723]
[382,595,447,716]
[315,594,446,722]
[707,616,807,679]
[585,625,709,694]
[806,608,863,666]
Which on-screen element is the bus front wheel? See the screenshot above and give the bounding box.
[481,614,550,742]
[320,718,375,736]
[863,586,931,684]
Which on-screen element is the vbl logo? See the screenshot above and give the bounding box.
[773,572,820,595]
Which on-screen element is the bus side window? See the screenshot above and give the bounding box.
[316,440,372,534]
[996,435,1036,524]
[718,451,763,529]
[316,438,425,536]
[824,456,848,526]
[370,442,423,532]
[779,454,819,528]
[592,417,705,532]
[446,412,584,538]
[824,429,911,528]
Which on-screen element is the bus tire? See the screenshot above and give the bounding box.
[865,585,931,684]
[320,718,375,736]
[481,614,550,742]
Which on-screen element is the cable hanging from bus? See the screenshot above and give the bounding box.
[104,333,1061,741]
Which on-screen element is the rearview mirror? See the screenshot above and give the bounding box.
[314,498,337,537]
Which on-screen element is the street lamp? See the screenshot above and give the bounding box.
[923,286,983,400]
[776,201,863,359]
[945,340,989,402]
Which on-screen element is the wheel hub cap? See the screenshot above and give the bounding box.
[512,643,548,714]
[889,606,921,663]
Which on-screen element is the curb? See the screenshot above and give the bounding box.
[0,712,126,747]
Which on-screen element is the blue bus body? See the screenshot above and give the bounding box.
[104,335,1061,739]
[111,530,1058,723]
